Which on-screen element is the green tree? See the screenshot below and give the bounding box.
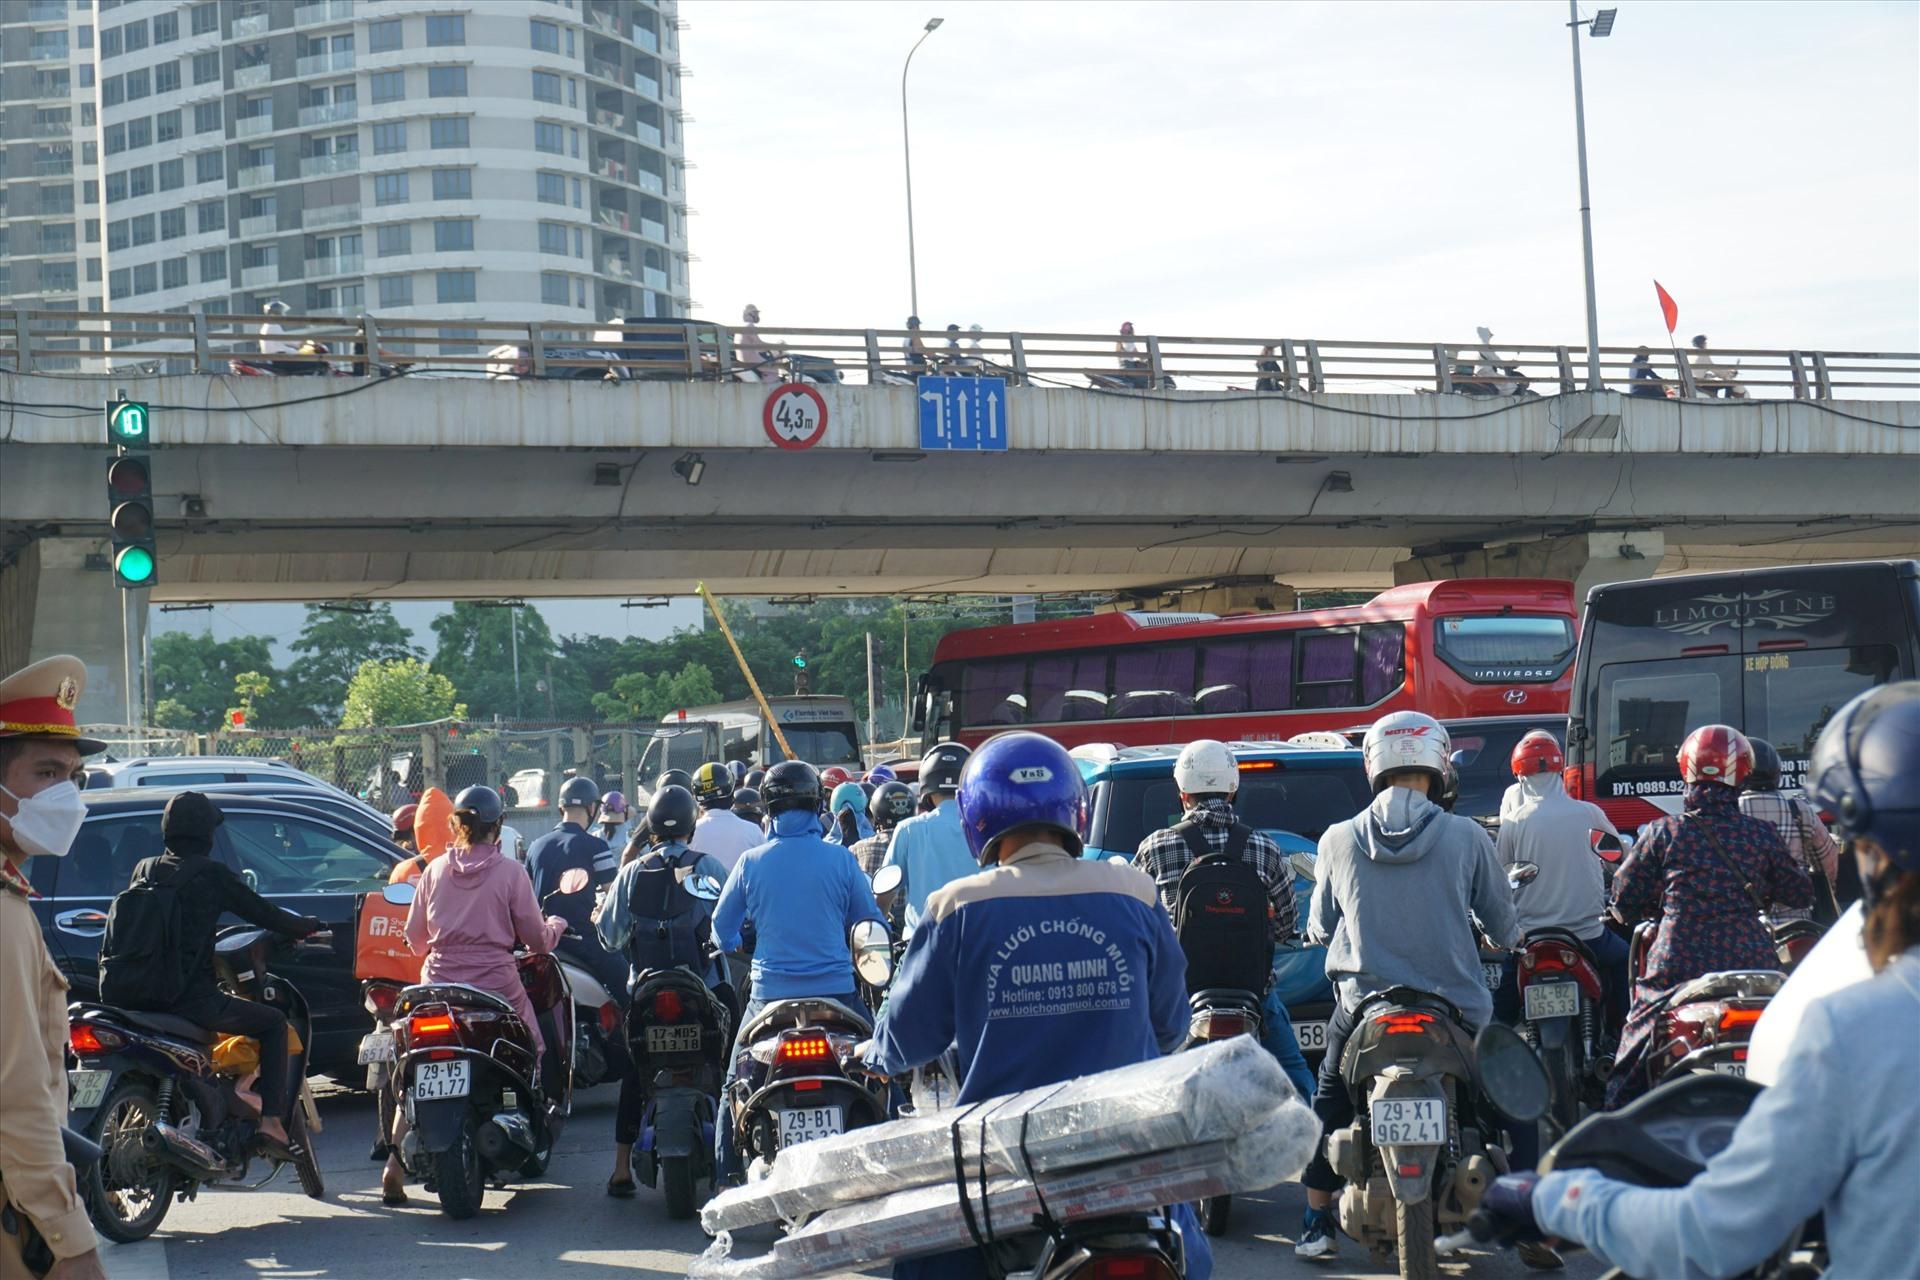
[430,603,558,721]
[592,660,722,721]
[340,658,466,728]
[280,603,419,725]
[149,632,282,731]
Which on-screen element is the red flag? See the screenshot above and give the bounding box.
[1653,280,1679,335]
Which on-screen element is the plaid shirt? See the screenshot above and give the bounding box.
[851,829,894,877]
[1132,798,1297,940]
[1739,791,1840,915]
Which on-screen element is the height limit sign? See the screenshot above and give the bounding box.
[763,383,828,450]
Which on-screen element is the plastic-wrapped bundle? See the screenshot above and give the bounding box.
[690,1103,1318,1280]
[702,1035,1288,1233]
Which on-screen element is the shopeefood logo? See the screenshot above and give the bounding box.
[1653,589,1838,638]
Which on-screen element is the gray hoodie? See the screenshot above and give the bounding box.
[1308,787,1518,1027]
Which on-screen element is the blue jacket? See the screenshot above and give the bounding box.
[712,809,884,1000]
[882,799,977,937]
[870,842,1189,1105]
[1535,946,1920,1280]
[524,820,616,934]
[826,809,875,847]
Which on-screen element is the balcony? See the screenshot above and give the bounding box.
[33,158,73,177]
[293,0,355,28]
[234,63,273,90]
[296,49,355,77]
[29,43,69,62]
[304,252,363,278]
[632,72,661,100]
[636,121,663,148]
[639,217,667,244]
[236,163,277,189]
[588,60,622,84]
[238,213,279,239]
[233,12,271,38]
[240,263,281,287]
[298,101,357,127]
[595,207,631,231]
[234,113,276,139]
[643,266,667,290]
[634,26,660,53]
[299,151,359,177]
[306,203,361,229]
[596,158,629,183]
[634,169,664,196]
[584,8,623,37]
[31,119,72,138]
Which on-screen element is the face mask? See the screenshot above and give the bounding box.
[0,780,86,859]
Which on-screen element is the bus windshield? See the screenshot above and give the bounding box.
[1434,614,1576,682]
[763,724,862,767]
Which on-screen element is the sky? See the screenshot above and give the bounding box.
[163,0,1919,654]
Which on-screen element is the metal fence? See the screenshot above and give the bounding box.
[10,309,1915,400]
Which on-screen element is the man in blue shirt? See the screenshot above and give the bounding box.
[524,775,628,1004]
[881,742,975,937]
[710,760,885,1184]
[869,732,1206,1280]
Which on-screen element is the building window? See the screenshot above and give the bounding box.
[158,158,183,191]
[104,123,126,155]
[376,223,411,256]
[541,272,569,305]
[536,172,565,205]
[101,26,122,58]
[369,18,402,53]
[133,263,157,295]
[192,50,219,84]
[154,12,179,44]
[538,221,567,255]
[530,19,559,52]
[378,274,412,308]
[130,213,155,245]
[435,270,475,303]
[126,117,150,149]
[102,75,124,107]
[109,268,130,300]
[568,78,578,108]
[194,101,221,133]
[371,121,406,154]
[160,208,186,240]
[162,258,188,290]
[199,248,227,282]
[369,69,405,104]
[532,70,562,103]
[195,150,223,183]
[123,19,148,53]
[427,66,467,97]
[156,109,181,143]
[87,259,102,283]
[108,219,130,251]
[190,3,218,36]
[154,61,180,95]
[429,116,468,149]
[431,168,470,200]
[374,172,409,206]
[125,67,149,100]
[425,14,464,46]
[197,200,224,233]
[105,172,127,203]
[534,121,564,154]
[82,140,98,165]
[433,220,473,251]
[86,219,101,245]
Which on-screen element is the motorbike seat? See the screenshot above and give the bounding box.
[741,996,872,1044]
[74,1003,212,1044]
[397,982,517,1019]
[1662,969,1784,1009]
[1524,927,1600,963]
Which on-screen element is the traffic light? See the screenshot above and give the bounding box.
[792,652,808,670]
[105,398,157,588]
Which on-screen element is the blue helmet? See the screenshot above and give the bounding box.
[829,781,866,814]
[1808,681,1920,875]
[956,732,1086,865]
[727,760,750,787]
[866,763,898,784]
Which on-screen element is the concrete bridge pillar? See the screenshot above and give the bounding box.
[1393,530,1665,601]
[0,537,138,724]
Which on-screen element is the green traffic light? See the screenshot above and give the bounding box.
[115,545,156,585]
[793,653,807,669]
[108,401,150,445]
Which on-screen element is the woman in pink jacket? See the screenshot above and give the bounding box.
[383,786,565,1203]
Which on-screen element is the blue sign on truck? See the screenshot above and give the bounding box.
[916,375,1008,452]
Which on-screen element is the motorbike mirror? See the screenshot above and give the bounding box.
[1590,829,1625,863]
[1474,1022,1551,1125]
[1287,851,1318,883]
[1449,748,1473,768]
[684,874,723,902]
[381,881,416,907]
[851,920,893,988]
[557,866,592,895]
[871,864,904,897]
[1508,861,1540,887]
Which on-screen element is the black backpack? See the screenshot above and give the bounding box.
[1171,822,1275,997]
[625,846,712,975]
[99,857,206,1011]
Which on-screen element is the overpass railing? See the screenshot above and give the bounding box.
[5,308,1914,400]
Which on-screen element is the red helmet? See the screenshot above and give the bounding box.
[1509,730,1564,777]
[1677,724,1754,788]
[819,766,853,790]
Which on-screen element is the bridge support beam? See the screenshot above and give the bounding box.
[1103,581,1299,616]
[1,537,137,725]
[1393,530,1666,600]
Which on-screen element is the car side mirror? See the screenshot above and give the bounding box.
[1590,829,1625,863]
[1474,1022,1550,1124]
[381,881,415,906]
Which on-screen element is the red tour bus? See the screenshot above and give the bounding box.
[912,579,1577,753]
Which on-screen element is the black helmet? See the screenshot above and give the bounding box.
[732,786,765,823]
[558,775,600,811]
[869,781,915,830]
[1745,737,1783,792]
[692,762,733,807]
[761,760,821,815]
[919,741,972,792]
[453,784,505,826]
[744,768,767,790]
[645,784,698,842]
[655,768,693,794]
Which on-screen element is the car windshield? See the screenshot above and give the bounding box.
[765,725,862,767]
[1444,721,1556,822]
[1099,763,1371,854]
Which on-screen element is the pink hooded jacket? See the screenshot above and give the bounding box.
[404,840,566,1054]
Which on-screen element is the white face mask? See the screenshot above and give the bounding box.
[0,780,87,859]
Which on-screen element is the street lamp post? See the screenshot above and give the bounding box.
[901,17,944,319]
[1568,4,1615,389]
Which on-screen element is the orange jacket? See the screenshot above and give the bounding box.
[389,787,456,884]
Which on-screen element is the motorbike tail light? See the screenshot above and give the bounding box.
[791,1078,824,1091]
[1087,1256,1179,1280]
[407,1013,458,1046]
[1193,1010,1249,1039]
[651,988,684,1023]
[364,983,401,1019]
[70,1024,122,1056]
[1374,1011,1435,1035]
[1717,1006,1763,1038]
[598,1001,622,1036]
[776,1032,834,1064]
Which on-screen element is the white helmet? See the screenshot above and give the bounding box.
[1174,739,1238,797]
[1361,711,1452,794]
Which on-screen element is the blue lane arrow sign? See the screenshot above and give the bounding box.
[918,375,1008,451]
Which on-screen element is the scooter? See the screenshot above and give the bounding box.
[68,926,330,1242]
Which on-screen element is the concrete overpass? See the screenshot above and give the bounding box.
[4,368,1918,719]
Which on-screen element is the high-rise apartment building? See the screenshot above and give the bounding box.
[4,0,690,343]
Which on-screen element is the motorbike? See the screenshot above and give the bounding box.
[1629,929,1782,1086]
[1184,985,1264,1237]
[724,922,893,1179]
[383,877,575,1220]
[67,925,330,1241]
[622,871,731,1219]
[1322,986,1517,1280]
[1503,858,1611,1128]
[991,1212,1187,1280]
[556,948,625,1094]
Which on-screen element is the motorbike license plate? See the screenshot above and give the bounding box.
[645,1024,702,1054]
[412,1060,472,1101]
[1371,1097,1446,1146]
[68,1069,111,1111]
[1524,981,1581,1021]
[1712,1061,1747,1078]
[1482,961,1506,991]
[1293,1020,1329,1053]
[777,1106,845,1146]
[357,1030,395,1065]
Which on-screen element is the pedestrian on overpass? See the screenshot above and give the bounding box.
[903,316,930,370]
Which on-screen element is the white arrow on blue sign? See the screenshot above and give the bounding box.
[916,375,1008,452]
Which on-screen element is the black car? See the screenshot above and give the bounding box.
[1434,714,1568,830]
[27,790,403,1072]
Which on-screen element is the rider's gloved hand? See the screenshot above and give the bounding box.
[1476,1173,1544,1244]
